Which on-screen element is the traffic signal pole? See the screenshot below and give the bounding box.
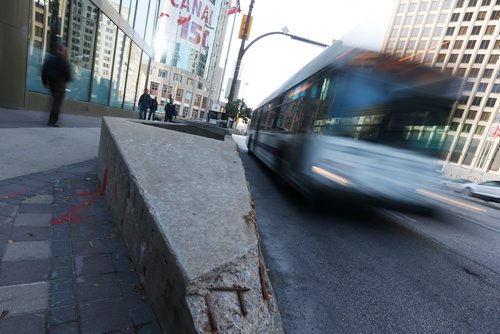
[227,0,255,103]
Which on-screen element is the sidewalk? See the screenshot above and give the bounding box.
[0,109,161,333]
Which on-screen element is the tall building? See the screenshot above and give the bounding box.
[0,0,159,117]
[382,0,500,180]
[146,0,230,120]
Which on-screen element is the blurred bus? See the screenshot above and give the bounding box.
[246,44,460,212]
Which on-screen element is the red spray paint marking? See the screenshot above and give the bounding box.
[77,167,109,198]
[51,167,108,225]
[50,198,96,225]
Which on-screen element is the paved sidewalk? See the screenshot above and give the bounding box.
[0,159,161,333]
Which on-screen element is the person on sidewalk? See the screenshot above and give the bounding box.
[164,94,176,123]
[148,96,158,121]
[41,44,72,127]
[138,89,152,120]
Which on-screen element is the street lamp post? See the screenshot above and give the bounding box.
[227,0,255,103]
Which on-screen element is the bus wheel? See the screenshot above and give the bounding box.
[246,135,254,155]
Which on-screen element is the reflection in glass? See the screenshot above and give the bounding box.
[137,52,150,104]
[91,12,117,105]
[65,0,98,101]
[110,31,131,108]
[123,43,142,110]
[26,0,50,94]
[134,0,150,38]
[145,0,159,44]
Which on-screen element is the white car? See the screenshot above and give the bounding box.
[463,181,500,203]
[442,178,473,192]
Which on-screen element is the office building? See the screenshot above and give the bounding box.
[146,0,230,120]
[382,0,500,180]
[0,0,159,117]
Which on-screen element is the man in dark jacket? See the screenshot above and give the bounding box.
[138,89,152,120]
[164,94,176,122]
[148,96,158,121]
[41,45,71,127]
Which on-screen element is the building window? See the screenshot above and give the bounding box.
[466,110,478,119]
[453,40,463,49]
[491,83,500,93]
[485,25,496,34]
[194,94,201,106]
[173,73,182,83]
[461,54,472,63]
[479,40,490,49]
[474,54,485,63]
[441,40,450,49]
[458,27,468,35]
[197,82,203,90]
[408,3,417,11]
[151,82,159,91]
[411,28,420,37]
[199,110,205,120]
[175,88,183,101]
[490,10,500,20]
[462,123,473,133]
[463,82,475,91]
[404,16,413,25]
[488,54,499,64]
[476,11,487,20]
[494,40,500,49]
[459,95,469,104]
[471,97,482,105]
[456,68,467,76]
[463,12,474,21]
[486,98,497,107]
[187,78,194,86]
[401,28,409,37]
[483,68,493,79]
[477,83,488,92]
[450,13,460,21]
[475,125,485,135]
[450,122,460,131]
[471,26,481,35]
[468,0,478,6]
[445,27,455,35]
[426,14,436,24]
[395,16,403,25]
[182,106,189,117]
[454,109,465,118]
[201,97,207,108]
[466,40,477,49]
[469,68,480,77]
[437,54,446,62]
[415,15,424,24]
[481,0,491,5]
[430,0,440,10]
[463,138,480,166]
[398,3,407,12]
[480,112,491,121]
[158,70,168,78]
[449,54,459,63]
[162,85,168,97]
[457,0,465,7]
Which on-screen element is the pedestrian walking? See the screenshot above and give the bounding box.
[148,96,158,121]
[138,89,152,120]
[41,44,71,127]
[164,94,176,122]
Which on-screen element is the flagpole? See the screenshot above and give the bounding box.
[216,8,238,110]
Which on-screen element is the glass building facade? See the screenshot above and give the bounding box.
[26,0,159,112]
[383,0,500,180]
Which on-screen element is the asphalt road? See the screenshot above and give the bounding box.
[232,135,500,334]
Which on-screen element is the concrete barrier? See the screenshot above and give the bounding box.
[97,117,283,333]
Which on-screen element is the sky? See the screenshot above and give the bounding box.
[219,0,398,108]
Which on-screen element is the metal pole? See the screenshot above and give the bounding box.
[227,0,255,102]
[217,11,237,107]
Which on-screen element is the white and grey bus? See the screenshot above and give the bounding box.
[246,44,460,211]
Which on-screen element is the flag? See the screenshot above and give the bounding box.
[159,12,169,18]
[177,15,191,25]
[228,0,241,15]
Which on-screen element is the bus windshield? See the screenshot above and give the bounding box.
[314,69,455,157]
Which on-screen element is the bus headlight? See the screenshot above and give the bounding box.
[311,166,351,187]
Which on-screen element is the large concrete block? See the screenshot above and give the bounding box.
[97,118,282,333]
